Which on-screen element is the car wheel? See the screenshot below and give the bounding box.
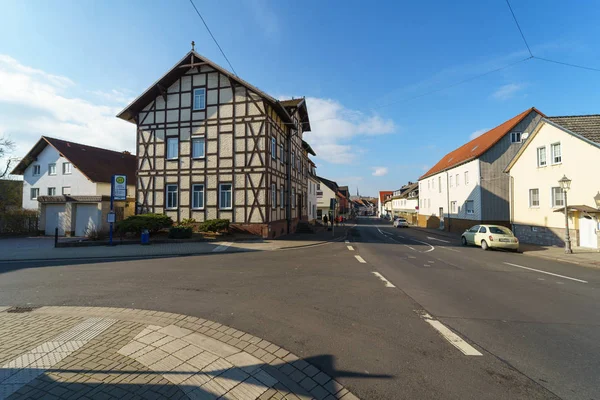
[481,240,489,251]
[461,236,467,246]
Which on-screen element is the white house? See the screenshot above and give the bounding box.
[378,191,393,217]
[11,136,136,236]
[307,160,318,222]
[418,108,543,232]
[505,116,600,249]
[316,176,338,220]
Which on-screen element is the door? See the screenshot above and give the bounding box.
[439,207,444,230]
[45,204,66,236]
[475,226,488,246]
[75,204,100,237]
[579,215,598,248]
[464,225,480,244]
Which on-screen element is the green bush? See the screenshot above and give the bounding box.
[168,225,193,239]
[180,218,196,227]
[115,213,173,235]
[198,218,230,233]
[0,209,39,235]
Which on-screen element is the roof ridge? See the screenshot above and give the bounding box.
[549,114,600,118]
[43,136,133,157]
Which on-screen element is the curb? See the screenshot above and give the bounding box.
[0,305,357,400]
[521,251,600,269]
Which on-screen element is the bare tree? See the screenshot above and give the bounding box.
[0,137,15,179]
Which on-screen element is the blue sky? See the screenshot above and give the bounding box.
[1,0,599,196]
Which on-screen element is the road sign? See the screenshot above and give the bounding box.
[107,212,116,223]
[330,198,337,210]
[112,175,127,201]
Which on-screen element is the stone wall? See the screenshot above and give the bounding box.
[513,224,578,247]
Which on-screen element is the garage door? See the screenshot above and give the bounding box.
[579,215,598,249]
[75,204,100,237]
[45,204,66,236]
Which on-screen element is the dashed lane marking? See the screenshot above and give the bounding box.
[347,246,354,251]
[438,246,461,253]
[427,236,451,243]
[418,313,482,356]
[355,255,367,263]
[503,262,588,283]
[405,245,416,251]
[372,272,396,288]
[212,242,233,252]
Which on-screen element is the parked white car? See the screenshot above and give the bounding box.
[461,225,519,251]
[393,218,409,228]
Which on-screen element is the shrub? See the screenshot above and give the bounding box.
[115,213,173,235]
[84,227,108,241]
[198,219,230,233]
[168,225,193,239]
[0,209,39,235]
[180,218,196,227]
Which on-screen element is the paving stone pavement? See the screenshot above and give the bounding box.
[0,306,358,400]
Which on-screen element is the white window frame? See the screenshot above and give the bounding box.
[32,165,41,176]
[167,137,179,160]
[449,175,453,187]
[511,132,522,143]
[166,184,178,210]
[280,186,284,209]
[271,183,276,209]
[551,142,561,165]
[291,151,295,170]
[438,176,442,193]
[62,186,71,195]
[292,188,296,208]
[47,187,56,196]
[191,137,205,159]
[456,174,459,186]
[464,171,469,185]
[48,163,56,176]
[465,200,474,214]
[191,184,205,210]
[271,138,277,160]
[193,88,206,111]
[279,143,284,163]
[551,186,564,208]
[30,188,39,200]
[529,188,540,208]
[62,163,71,175]
[450,201,457,213]
[219,183,233,210]
[537,146,547,167]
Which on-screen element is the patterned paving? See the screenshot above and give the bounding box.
[0,306,358,400]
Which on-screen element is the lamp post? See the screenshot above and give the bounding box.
[558,175,572,254]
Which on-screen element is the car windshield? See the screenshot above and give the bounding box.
[489,226,513,235]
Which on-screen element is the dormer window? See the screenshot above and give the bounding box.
[511,132,522,143]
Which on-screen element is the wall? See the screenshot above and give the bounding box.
[510,121,600,243]
[96,183,136,198]
[307,176,318,221]
[22,145,97,210]
[480,111,542,221]
[316,180,336,217]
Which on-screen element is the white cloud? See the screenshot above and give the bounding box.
[299,97,396,164]
[492,83,525,100]
[89,88,134,104]
[0,55,135,172]
[372,167,388,177]
[244,0,280,37]
[469,128,489,140]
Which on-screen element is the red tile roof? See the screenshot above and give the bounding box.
[379,191,393,203]
[420,107,544,180]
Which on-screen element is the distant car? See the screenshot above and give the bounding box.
[461,225,519,251]
[393,218,409,228]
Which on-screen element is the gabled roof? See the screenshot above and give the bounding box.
[317,176,339,193]
[379,191,393,203]
[399,182,418,199]
[281,98,311,132]
[11,136,136,184]
[117,50,294,127]
[420,107,544,180]
[548,115,600,144]
[302,140,316,156]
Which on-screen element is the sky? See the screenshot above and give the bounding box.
[1,0,599,196]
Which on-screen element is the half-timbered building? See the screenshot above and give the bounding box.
[117,48,314,237]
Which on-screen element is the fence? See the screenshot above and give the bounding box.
[0,210,39,236]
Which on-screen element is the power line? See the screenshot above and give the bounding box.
[188,0,238,76]
[533,56,600,72]
[504,0,533,57]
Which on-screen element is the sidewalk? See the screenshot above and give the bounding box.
[0,305,357,400]
[0,226,353,262]
[411,226,600,268]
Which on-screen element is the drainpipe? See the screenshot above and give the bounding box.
[286,129,292,234]
[446,171,451,232]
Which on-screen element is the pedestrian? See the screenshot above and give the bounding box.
[323,214,328,226]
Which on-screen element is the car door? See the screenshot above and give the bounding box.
[475,226,488,245]
[464,225,480,244]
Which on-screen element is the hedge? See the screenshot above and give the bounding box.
[115,213,173,235]
[198,219,229,233]
[168,225,193,239]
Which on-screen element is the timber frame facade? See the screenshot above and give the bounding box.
[117,50,314,237]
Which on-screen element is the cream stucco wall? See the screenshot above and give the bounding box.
[510,122,600,229]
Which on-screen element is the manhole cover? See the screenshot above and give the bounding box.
[5,306,39,313]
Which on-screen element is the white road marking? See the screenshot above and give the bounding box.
[405,245,416,251]
[410,238,435,253]
[345,240,350,244]
[372,272,396,288]
[212,242,233,252]
[438,246,461,253]
[355,255,367,263]
[418,313,482,356]
[503,262,588,283]
[427,236,450,243]
[347,246,354,251]
[424,264,431,267]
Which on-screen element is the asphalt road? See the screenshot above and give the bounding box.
[1,217,598,399]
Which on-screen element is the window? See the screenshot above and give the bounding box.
[30,188,39,200]
[479,226,487,233]
[48,163,56,175]
[431,179,434,189]
[192,184,204,209]
[551,143,561,164]
[47,187,56,196]
[62,162,71,175]
[438,176,441,193]
[511,132,522,143]
[537,146,547,167]
[466,200,474,214]
[468,225,480,233]
[529,189,539,208]
[427,180,430,189]
[280,187,284,209]
[271,183,276,209]
[279,144,284,162]
[464,171,469,185]
[32,165,41,176]
[449,175,453,187]
[292,188,296,208]
[291,151,295,169]
[551,187,564,208]
[62,186,71,195]
[192,137,205,159]
[271,138,277,160]
[193,88,206,110]
[167,137,179,159]
[166,185,178,209]
[219,184,232,209]
[451,201,457,213]
[456,174,459,186]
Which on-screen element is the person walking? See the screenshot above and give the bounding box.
[323,214,328,226]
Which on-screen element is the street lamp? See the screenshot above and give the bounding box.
[558,175,572,254]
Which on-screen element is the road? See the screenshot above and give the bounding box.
[1,217,598,399]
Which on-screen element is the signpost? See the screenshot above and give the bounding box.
[109,175,127,246]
